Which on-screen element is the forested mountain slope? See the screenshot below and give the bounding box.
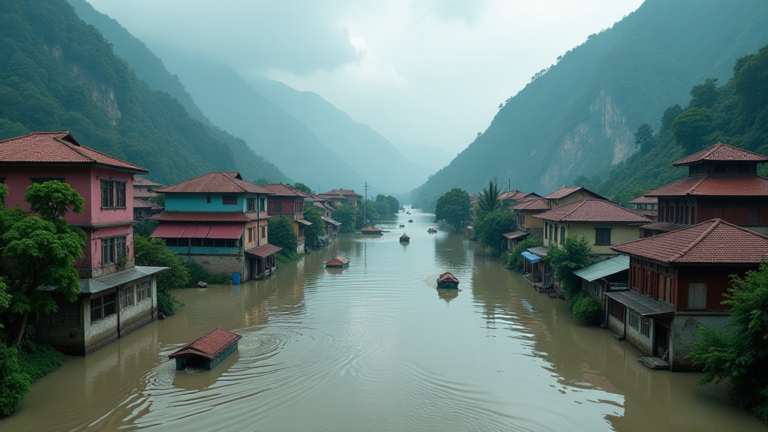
[0,0,270,184]
[246,75,433,193]
[595,43,768,203]
[66,0,289,184]
[413,0,768,208]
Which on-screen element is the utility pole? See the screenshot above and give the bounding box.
[362,182,370,227]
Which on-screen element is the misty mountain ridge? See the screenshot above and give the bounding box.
[413,0,768,207]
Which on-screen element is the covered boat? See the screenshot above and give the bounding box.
[399,224,405,227]
[325,255,350,268]
[408,219,413,223]
[361,226,383,235]
[169,327,242,370]
[400,233,410,242]
[427,227,437,233]
[437,272,460,289]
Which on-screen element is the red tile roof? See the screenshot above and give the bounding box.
[672,143,768,166]
[361,226,383,233]
[543,186,606,200]
[437,272,459,284]
[133,198,153,209]
[134,189,158,199]
[629,196,657,205]
[157,172,273,194]
[513,197,551,211]
[644,175,768,197]
[323,189,361,197]
[613,219,768,264]
[152,211,266,222]
[0,131,148,173]
[264,183,310,197]
[533,199,650,223]
[133,175,160,186]
[326,255,350,266]
[169,327,242,361]
[245,244,282,258]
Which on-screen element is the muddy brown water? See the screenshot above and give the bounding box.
[2,209,764,431]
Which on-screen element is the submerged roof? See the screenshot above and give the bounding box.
[612,219,768,264]
[534,199,650,223]
[644,176,768,197]
[573,255,629,282]
[325,255,350,266]
[0,131,148,173]
[157,172,273,194]
[169,328,242,361]
[672,143,768,166]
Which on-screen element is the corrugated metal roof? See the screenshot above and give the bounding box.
[296,219,313,226]
[604,290,674,317]
[502,230,529,239]
[573,255,629,282]
[38,266,168,294]
[527,246,549,257]
[521,251,542,263]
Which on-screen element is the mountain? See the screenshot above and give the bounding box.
[594,42,768,204]
[413,0,768,208]
[393,143,456,173]
[65,0,289,184]
[245,75,433,193]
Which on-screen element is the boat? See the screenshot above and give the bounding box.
[437,272,460,289]
[361,226,384,235]
[408,219,413,223]
[400,233,410,242]
[427,227,437,233]
[169,327,241,370]
[399,224,405,228]
[325,255,350,268]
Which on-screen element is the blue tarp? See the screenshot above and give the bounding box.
[521,251,542,264]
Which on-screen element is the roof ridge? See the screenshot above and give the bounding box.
[53,132,98,163]
[669,219,720,262]
[222,171,248,193]
[0,131,69,144]
[560,199,587,220]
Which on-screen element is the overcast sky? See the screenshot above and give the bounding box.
[88,0,644,153]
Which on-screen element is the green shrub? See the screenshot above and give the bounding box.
[0,345,31,417]
[184,260,229,285]
[572,295,603,325]
[506,238,542,272]
[16,342,66,383]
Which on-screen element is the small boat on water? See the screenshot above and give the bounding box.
[427,227,437,233]
[325,255,350,268]
[437,272,460,289]
[400,233,410,242]
[170,327,241,370]
[361,226,384,235]
[399,224,405,228]
[408,219,413,223]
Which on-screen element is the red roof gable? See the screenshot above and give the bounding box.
[169,327,241,360]
[322,189,360,197]
[513,197,551,211]
[612,219,768,264]
[543,186,606,200]
[644,176,768,197]
[264,183,310,197]
[0,131,147,173]
[672,143,768,166]
[133,175,160,186]
[325,255,350,266]
[157,172,273,194]
[533,199,650,223]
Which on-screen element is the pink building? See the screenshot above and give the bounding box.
[0,131,166,355]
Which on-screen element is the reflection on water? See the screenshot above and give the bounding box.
[2,209,763,431]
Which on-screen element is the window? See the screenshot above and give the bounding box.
[688,283,707,310]
[120,285,135,309]
[276,202,282,212]
[665,278,671,302]
[90,293,116,323]
[544,223,548,239]
[53,299,79,326]
[261,226,266,238]
[178,238,189,247]
[260,197,266,211]
[689,164,705,175]
[165,238,178,247]
[101,236,126,265]
[641,317,651,337]
[100,180,126,208]
[203,238,214,247]
[749,207,760,225]
[207,195,211,203]
[136,281,151,303]
[247,197,256,211]
[738,163,751,173]
[222,195,238,205]
[247,227,253,242]
[714,163,727,173]
[560,226,566,242]
[554,225,558,243]
[0,177,5,184]
[191,238,203,247]
[595,228,611,245]
[116,237,126,262]
[628,309,640,330]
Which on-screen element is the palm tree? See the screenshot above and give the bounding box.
[476,177,501,218]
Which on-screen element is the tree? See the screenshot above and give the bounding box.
[506,237,541,272]
[660,104,684,132]
[476,177,502,219]
[149,193,165,207]
[292,182,313,195]
[634,123,654,153]
[546,236,592,305]
[474,208,515,256]
[434,188,471,232]
[132,235,187,315]
[689,78,719,109]
[672,108,713,153]
[1,181,86,347]
[333,205,355,233]
[688,263,768,424]
[355,200,379,229]
[303,205,325,250]
[268,216,298,259]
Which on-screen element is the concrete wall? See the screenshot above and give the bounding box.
[36,297,88,355]
[625,315,653,356]
[184,254,245,278]
[670,312,730,371]
[608,314,624,337]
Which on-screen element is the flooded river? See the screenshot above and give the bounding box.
[3,209,764,431]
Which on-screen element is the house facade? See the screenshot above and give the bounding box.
[0,131,166,355]
[609,219,768,370]
[320,189,360,223]
[644,143,768,236]
[512,197,551,239]
[264,183,312,254]
[151,172,281,280]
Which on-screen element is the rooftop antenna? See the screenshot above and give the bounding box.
[363,181,370,226]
